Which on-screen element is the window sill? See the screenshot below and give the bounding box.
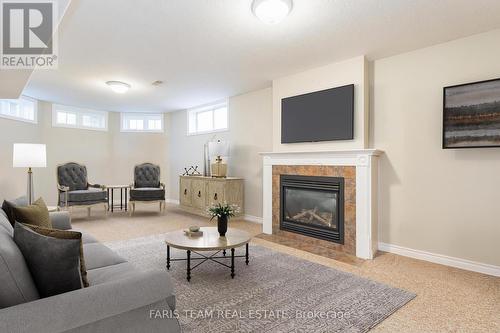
[120,129,164,133]
[0,114,37,124]
[52,124,108,132]
[187,128,229,136]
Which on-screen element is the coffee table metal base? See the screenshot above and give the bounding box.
[166,243,249,281]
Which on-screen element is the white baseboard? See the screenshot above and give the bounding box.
[165,199,180,205]
[242,214,263,224]
[164,199,262,224]
[378,242,500,277]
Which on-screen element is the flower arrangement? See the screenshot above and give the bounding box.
[207,202,240,220]
[207,202,240,236]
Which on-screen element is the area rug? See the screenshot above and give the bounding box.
[106,234,415,333]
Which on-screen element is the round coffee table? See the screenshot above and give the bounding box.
[164,227,251,281]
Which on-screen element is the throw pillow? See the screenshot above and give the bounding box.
[13,223,84,298]
[1,196,28,226]
[12,197,51,228]
[23,223,89,288]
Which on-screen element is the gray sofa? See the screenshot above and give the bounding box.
[0,207,181,333]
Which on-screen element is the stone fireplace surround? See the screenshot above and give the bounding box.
[261,150,382,259]
[274,165,355,255]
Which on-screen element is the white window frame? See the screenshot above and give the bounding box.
[0,96,38,124]
[187,100,229,136]
[52,104,108,131]
[120,113,164,133]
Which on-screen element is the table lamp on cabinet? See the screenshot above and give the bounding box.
[208,140,230,178]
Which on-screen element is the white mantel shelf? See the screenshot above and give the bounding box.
[261,149,383,260]
[260,149,383,156]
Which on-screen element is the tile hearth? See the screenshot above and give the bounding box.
[256,233,364,266]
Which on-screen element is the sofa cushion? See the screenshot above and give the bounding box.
[0,210,13,235]
[80,231,99,244]
[87,262,137,285]
[14,223,83,298]
[130,188,165,201]
[57,163,88,191]
[2,196,28,225]
[62,188,107,203]
[83,243,127,270]
[13,198,51,228]
[134,163,161,188]
[49,211,72,230]
[0,231,40,308]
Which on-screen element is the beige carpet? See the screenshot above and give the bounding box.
[107,236,415,333]
[71,204,500,333]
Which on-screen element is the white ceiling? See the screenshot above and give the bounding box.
[0,0,71,99]
[22,0,500,113]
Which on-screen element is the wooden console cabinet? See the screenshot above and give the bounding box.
[179,176,244,217]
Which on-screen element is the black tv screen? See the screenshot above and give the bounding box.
[281,84,354,143]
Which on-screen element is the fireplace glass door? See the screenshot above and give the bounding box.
[280,175,344,244]
[283,187,338,229]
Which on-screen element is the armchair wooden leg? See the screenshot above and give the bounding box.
[129,202,135,216]
[87,207,91,218]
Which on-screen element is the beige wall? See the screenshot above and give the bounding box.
[272,55,369,152]
[168,87,273,218]
[38,101,113,205]
[2,29,498,268]
[108,112,169,192]
[0,101,169,206]
[372,29,500,266]
[0,117,41,202]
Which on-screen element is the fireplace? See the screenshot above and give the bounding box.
[280,175,344,244]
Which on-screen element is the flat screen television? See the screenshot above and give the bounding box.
[281,84,354,143]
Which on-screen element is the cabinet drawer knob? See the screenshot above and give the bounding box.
[184,189,187,195]
[198,190,201,198]
[214,193,218,201]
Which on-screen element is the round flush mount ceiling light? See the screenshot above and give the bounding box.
[252,0,292,24]
[106,81,131,94]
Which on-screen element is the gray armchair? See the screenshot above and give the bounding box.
[129,163,165,215]
[57,162,108,216]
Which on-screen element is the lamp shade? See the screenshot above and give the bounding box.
[208,141,230,157]
[13,144,47,168]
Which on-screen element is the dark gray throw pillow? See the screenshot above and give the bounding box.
[2,196,28,226]
[13,223,83,298]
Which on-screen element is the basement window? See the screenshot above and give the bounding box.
[121,113,164,132]
[52,104,108,131]
[0,96,37,123]
[187,101,228,135]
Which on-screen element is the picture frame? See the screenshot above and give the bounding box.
[443,77,500,149]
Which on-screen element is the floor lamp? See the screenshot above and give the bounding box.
[13,144,47,205]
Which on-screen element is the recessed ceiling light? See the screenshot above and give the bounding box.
[252,0,292,24]
[106,81,131,94]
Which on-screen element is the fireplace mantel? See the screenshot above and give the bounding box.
[260,149,382,259]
